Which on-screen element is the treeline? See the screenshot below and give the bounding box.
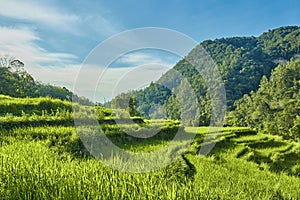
[228,59,300,139]
[0,58,92,105]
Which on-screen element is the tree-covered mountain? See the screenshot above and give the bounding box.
[228,59,300,139]
[0,58,92,105]
[113,26,300,126]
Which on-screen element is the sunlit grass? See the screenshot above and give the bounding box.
[184,126,250,135]
[0,97,299,199]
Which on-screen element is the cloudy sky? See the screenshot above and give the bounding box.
[0,0,299,102]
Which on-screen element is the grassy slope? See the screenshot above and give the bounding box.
[0,96,300,199]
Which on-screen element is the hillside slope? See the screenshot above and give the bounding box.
[121,26,300,125]
[0,64,92,105]
[229,59,300,138]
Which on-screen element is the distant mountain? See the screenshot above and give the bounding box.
[113,26,300,125]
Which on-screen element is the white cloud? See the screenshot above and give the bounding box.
[0,26,76,67]
[0,0,79,33]
[29,64,81,88]
[82,15,120,38]
[0,0,121,37]
[109,63,170,95]
[0,26,77,90]
[38,62,171,102]
[95,64,170,102]
[29,51,178,102]
[114,52,177,67]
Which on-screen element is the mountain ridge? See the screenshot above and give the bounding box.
[113,26,300,126]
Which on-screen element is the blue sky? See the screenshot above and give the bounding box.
[0,0,299,101]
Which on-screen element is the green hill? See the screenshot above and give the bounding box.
[228,59,300,139]
[0,62,92,105]
[0,65,72,100]
[115,26,300,127]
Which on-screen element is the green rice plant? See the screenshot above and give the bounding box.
[235,146,251,158]
[1,140,300,200]
[1,96,300,199]
[0,95,73,116]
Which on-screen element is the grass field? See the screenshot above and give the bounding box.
[0,96,300,199]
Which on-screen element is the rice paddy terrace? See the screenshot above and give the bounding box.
[0,95,299,199]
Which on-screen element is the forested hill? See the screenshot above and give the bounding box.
[198,25,300,106]
[0,61,91,105]
[113,26,300,125]
[229,59,300,139]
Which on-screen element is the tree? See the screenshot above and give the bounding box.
[10,59,25,74]
[230,59,300,139]
[0,55,14,68]
[0,57,86,102]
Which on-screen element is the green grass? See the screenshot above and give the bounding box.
[213,132,300,176]
[0,96,300,199]
[1,140,300,199]
[0,95,73,116]
[184,126,250,134]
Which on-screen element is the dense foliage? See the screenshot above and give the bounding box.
[0,59,92,105]
[116,26,300,127]
[228,59,300,139]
